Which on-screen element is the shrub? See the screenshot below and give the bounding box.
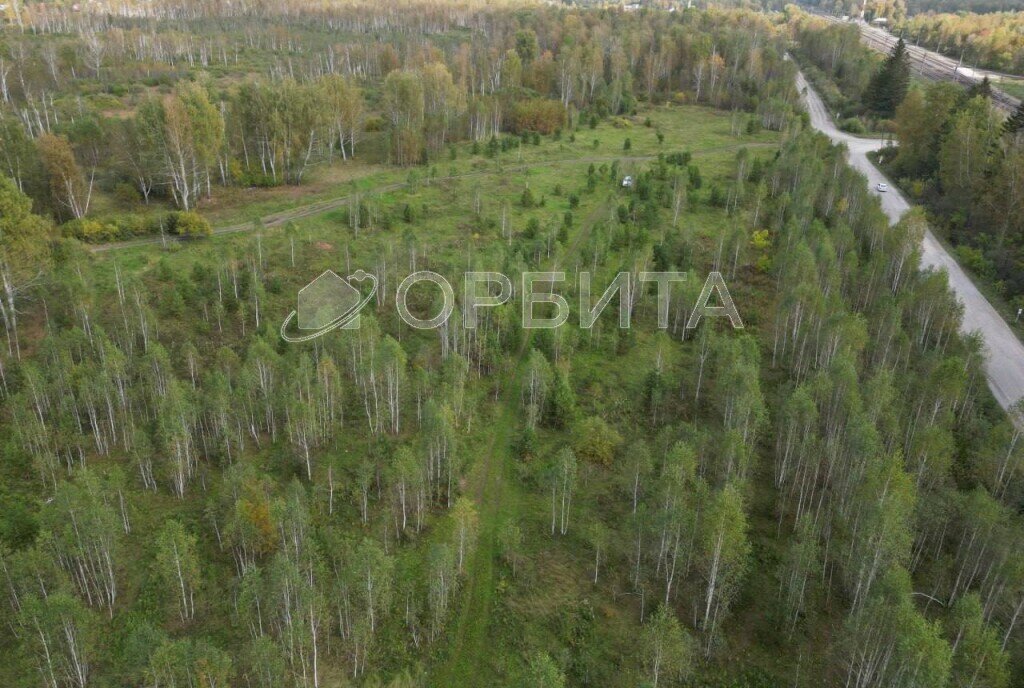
[62,219,119,242]
[114,182,142,207]
[839,117,866,134]
[687,164,702,189]
[168,211,213,238]
[666,151,692,166]
[521,187,536,208]
[229,159,279,187]
[485,136,500,158]
[572,416,622,466]
[61,213,151,243]
[510,99,566,135]
[956,245,995,281]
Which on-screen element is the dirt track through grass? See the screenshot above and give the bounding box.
[430,192,616,686]
[90,144,772,253]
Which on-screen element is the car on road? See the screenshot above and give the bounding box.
[876,183,888,192]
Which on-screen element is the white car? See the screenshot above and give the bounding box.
[876,183,889,192]
[622,176,634,188]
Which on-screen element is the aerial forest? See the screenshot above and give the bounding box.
[1,1,1024,687]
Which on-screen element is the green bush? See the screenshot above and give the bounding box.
[114,182,142,207]
[687,164,703,189]
[520,187,536,208]
[62,213,151,242]
[61,211,212,243]
[229,159,280,188]
[61,219,122,243]
[170,212,213,238]
[839,117,866,134]
[572,416,622,466]
[955,245,996,281]
[666,151,692,167]
[709,185,727,208]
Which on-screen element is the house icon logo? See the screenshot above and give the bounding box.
[281,270,377,342]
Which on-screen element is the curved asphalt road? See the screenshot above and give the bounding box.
[797,71,1024,411]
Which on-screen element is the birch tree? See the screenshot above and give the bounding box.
[549,448,577,536]
[40,471,121,615]
[38,133,92,220]
[0,175,50,359]
[698,483,749,651]
[642,605,694,688]
[154,520,201,622]
[451,496,479,574]
[947,593,1010,688]
[140,82,224,210]
[17,592,95,688]
[321,74,364,160]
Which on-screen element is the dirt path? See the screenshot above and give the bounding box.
[89,145,772,254]
[90,156,650,253]
[431,189,617,687]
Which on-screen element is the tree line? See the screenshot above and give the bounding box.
[0,0,795,240]
[894,11,1024,73]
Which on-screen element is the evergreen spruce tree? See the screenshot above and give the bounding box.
[1004,100,1024,135]
[965,76,993,102]
[864,38,911,118]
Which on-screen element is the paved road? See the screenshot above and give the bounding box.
[797,71,1024,411]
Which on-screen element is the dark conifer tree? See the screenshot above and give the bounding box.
[965,76,993,102]
[1003,100,1024,135]
[864,38,911,117]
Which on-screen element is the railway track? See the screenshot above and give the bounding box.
[812,12,1021,114]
